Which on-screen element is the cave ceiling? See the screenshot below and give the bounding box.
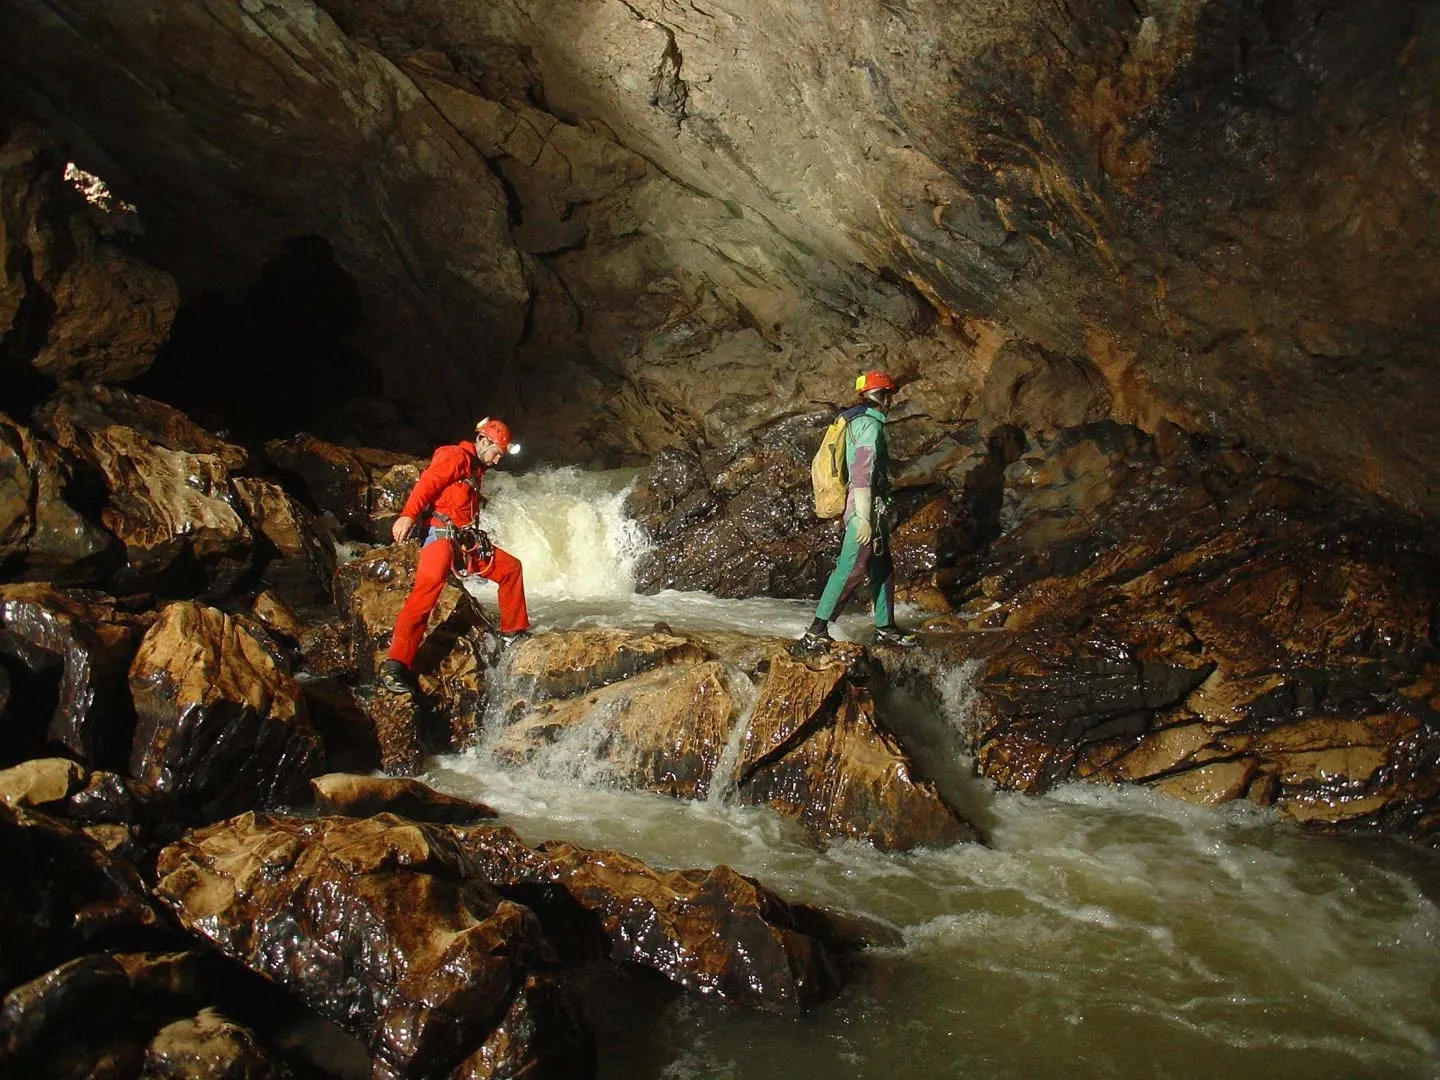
[0,0,1437,516]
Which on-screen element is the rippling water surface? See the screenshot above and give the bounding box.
[421,468,1440,1080]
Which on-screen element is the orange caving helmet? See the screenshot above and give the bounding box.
[475,417,513,453]
[854,370,897,395]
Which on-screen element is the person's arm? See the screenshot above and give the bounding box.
[394,446,467,540]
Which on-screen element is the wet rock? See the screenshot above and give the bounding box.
[129,602,322,821]
[249,589,306,646]
[494,630,979,849]
[0,582,151,769]
[737,650,981,850]
[33,385,254,595]
[263,433,420,543]
[934,424,1440,842]
[0,757,86,810]
[0,757,160,833]
[310,772,497,824]
[627,423,838,599]
[0,805,175,993]
[231,478,337,605]
[154,812,592,1080]
[454,824,847,1014]
[0,414,115,582]
[140,1007,298,1080]
[505,628,707,701]
[0,949,314,1080]
[296,675,382,776]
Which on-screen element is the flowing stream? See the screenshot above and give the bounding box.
[421,468,1440,1080]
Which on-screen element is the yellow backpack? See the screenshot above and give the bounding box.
[810,405,865,518]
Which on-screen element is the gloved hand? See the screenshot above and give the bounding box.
[852,487,874,547]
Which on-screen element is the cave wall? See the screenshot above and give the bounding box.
[1,0,1436,514]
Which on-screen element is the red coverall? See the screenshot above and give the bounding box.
[386,440,529,667]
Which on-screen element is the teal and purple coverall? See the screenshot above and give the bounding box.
[814,405,894,626]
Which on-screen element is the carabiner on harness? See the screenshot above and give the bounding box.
[450,526,494,577]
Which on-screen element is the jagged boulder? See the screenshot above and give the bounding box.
[735,649,981,850]
[231,477,337,604]
[0,583,151,769]
[263,433,420,543]
[453,824,849,1013]
[0,757,162,863]
[0,414,114,582]
[128,602,322,821]
[494,628,978,850]
[33,385,254,595]
[154,812,593,1080]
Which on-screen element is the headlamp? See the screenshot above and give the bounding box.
[508,442,521,456]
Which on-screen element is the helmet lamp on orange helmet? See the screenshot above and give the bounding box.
[854,369,897,406]
[475,417,521,456]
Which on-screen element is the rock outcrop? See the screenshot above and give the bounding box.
[494,628,981,850]
[3,1,1437,517]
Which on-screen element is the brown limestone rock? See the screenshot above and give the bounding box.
[0,583,151,768]
[738,651,980,851]
[310,772,498,824]
[129,602,322,820]
[33,386,254,593]
[0,415,114,581]
[495,630,978,850]
[942,425,1440,842]
[627,430,841,600]
[0,951,248,1080]
[0,806,173,992]
[452,824,848,1014]
[36,383,249,472]
[264,434,420,543]
[505,628,708,701]
[140,1008,296,1080]
[249,589,306,646]
[498,657,736,799]
[232,477,338,603]
[154,812,590,1079]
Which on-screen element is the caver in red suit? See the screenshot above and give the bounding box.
[380,417,529,687]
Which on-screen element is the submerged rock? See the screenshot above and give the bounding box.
[309,772,498,824]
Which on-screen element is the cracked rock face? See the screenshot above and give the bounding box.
[1,1,1436,513]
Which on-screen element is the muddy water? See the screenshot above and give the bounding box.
[423,468,1440,1080]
